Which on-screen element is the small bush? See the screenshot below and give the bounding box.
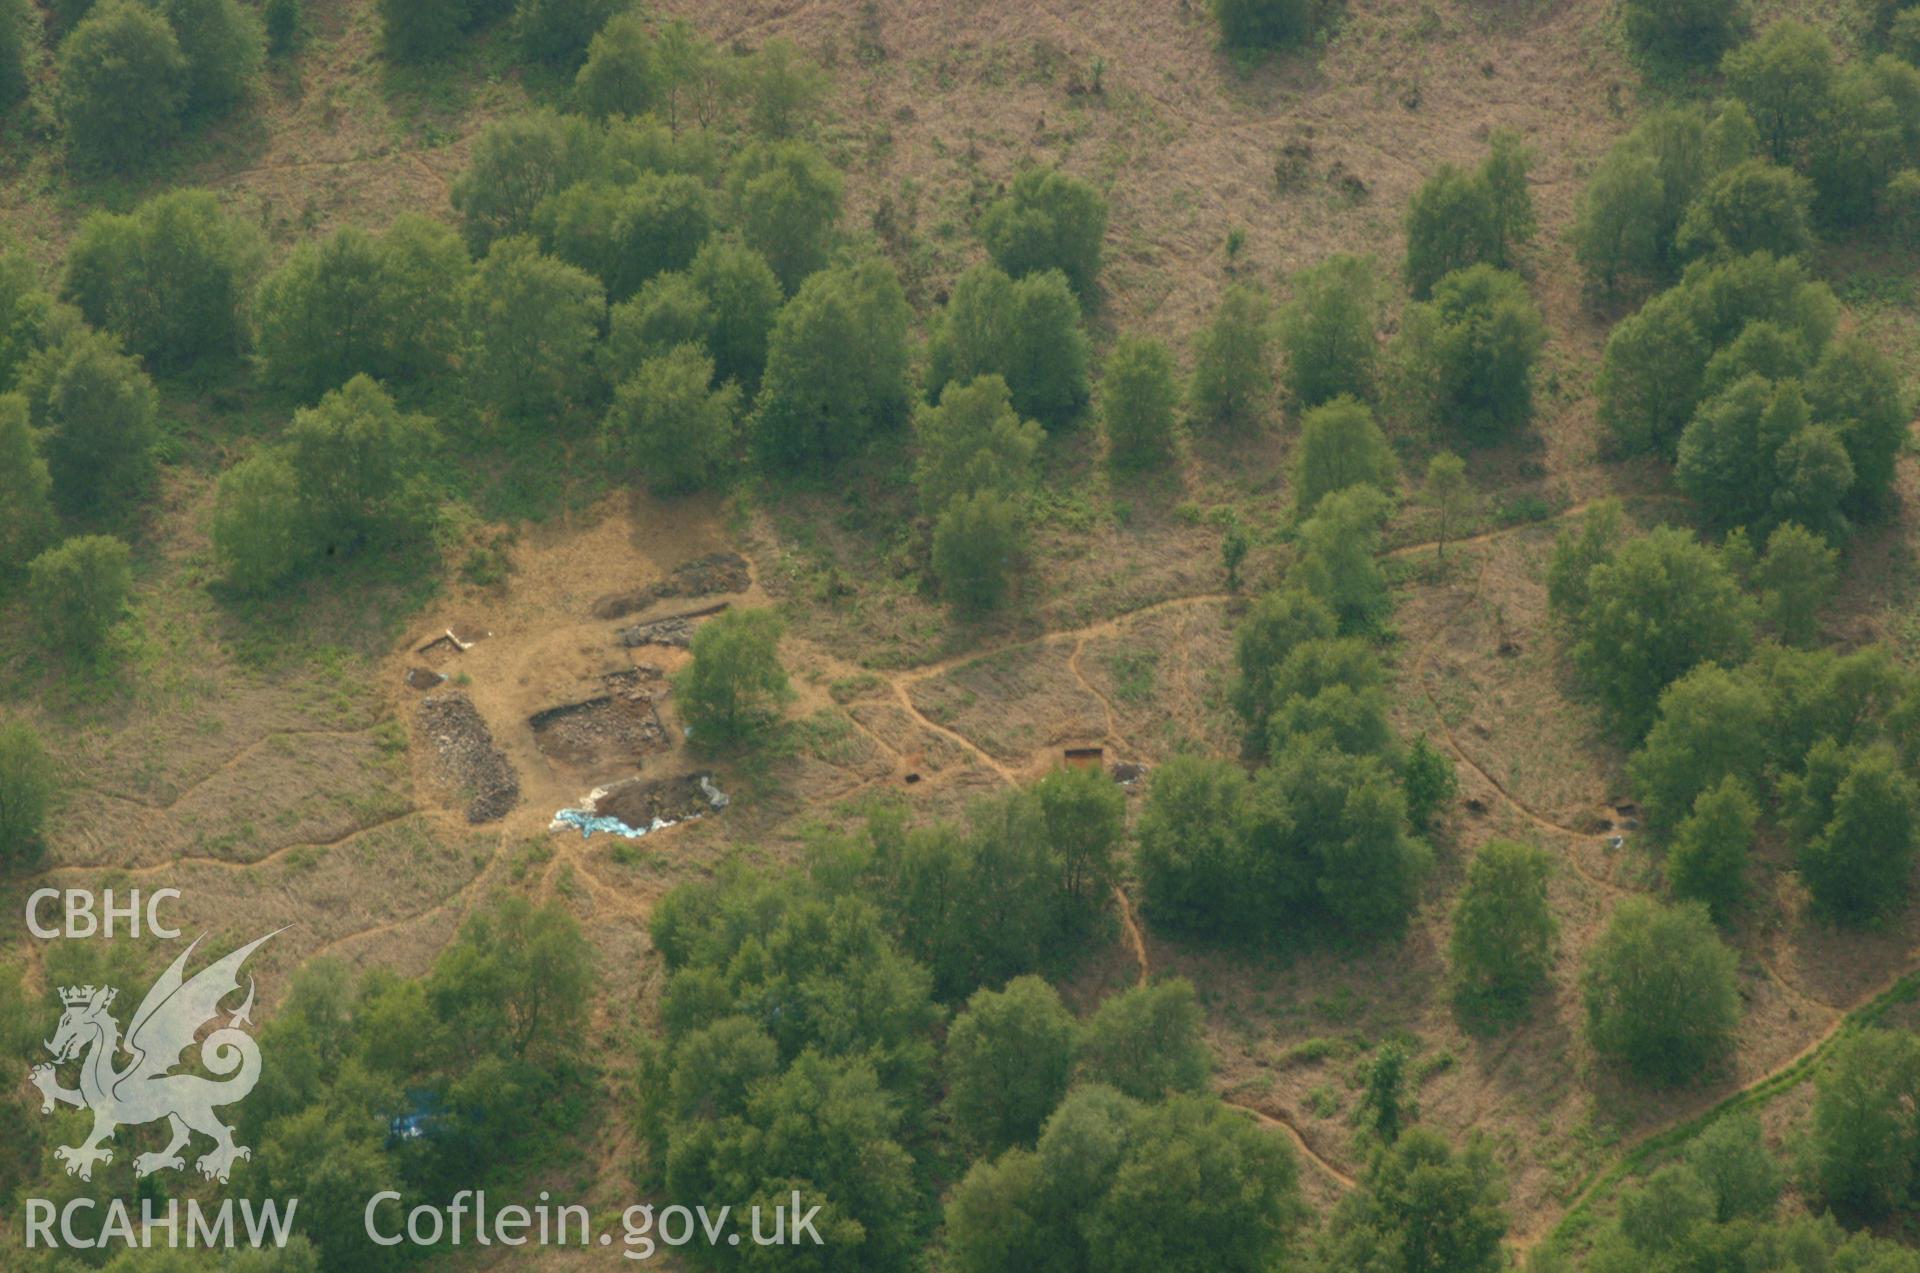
[1211,0,1327,52]
[0,718,54,863]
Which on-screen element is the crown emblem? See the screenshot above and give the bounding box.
[59,985,114,1008]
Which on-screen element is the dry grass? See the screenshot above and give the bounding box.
[5,0,1920,1260]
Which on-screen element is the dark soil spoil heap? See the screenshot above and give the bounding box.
[591,552,751,621]
[418,691,521,823]
[592,773,727,828]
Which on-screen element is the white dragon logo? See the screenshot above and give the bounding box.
[28,930,281,1184]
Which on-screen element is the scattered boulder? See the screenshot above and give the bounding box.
[615,602,729,649]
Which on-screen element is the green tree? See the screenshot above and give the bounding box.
[513,0,626,67]
[1450,839,1556,1024]
[1807,334,1909,517]
[1573,148,1666,298]
[281,374,436,556]
[57,1,187,170]
[944,976,1077,1155]
[688,238,782,393]
[1624,0,1745,65]
[1317,1128,1509,1273]
[648,18,723,134]
[1102,334,1180,471]
[1665,775,1758,922]
[0,718,54,864]
[979,165,1108,302]
[1403,735,1458,830]
[1769,422,1853,542]
[933,489,1023,611]
[1360,1040,1414,1144]
[1724,21,1837,166]
[1189,284,1275,434]
[450,110,607,253]
[1827,64,1920,232]
[0,393,53,573]
[1755,521,1837,645]
[728,140,842,292]
[29,328,159,519]
[1546,498,1624,618]
[1583,897,1740,1086]
[914,374,1042,520]
[1230,587,1340,752]
[1211,0,1324,50]
[1137,755,1254,936]
[153,0,262,117]
[1260,736,1430,939]
[744,36,827,139]
[1698,319,1810,402]
[1571,527,1756,739]
[1292,395,1395,517]
[1675,160,1814,261]
[1685,1115,1782,1222]
[1088,1095,1306,1273]
[0,0,32,107]
[379,0,465,61]
[1077,978,1210,1102]
[1403,133,1534,300]
[1290,483,1393,634]
[1404,165,1500,300]
[1586,104,1758,289]
[1482,129,1539,253]
[1679,250,1838,354]
[263,0,301,55]
[534,172,713,302]
[1788,740,1919,924]
[461,236,604,421]
[211,450,308,593]
[946,1086,1307,1273]
[252,227,384,394]
[674,608,793,748]
[1420,451,1474,560]
[63,189,261,372]
[1400,264,1546,443]
[847,798,1059,1001]
[427,893,592,1063]
[256,215,469,397]
[1675,375,1809,531]
[1896,11,1920,63]
[27,534,131,659]
[754,256,912,469]
[927,263,1091,429]
[1031,762,1126,932]
[1596,292,1709,457]
[603,273,713,383]
[1280,253,1379,408]
[1262,638,1392,759]
[1808,1028,1920,1221]
[574,11,652,118]
[1222,519,1249,592]
[1627,662,1770,830]
[602,346,739,494]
